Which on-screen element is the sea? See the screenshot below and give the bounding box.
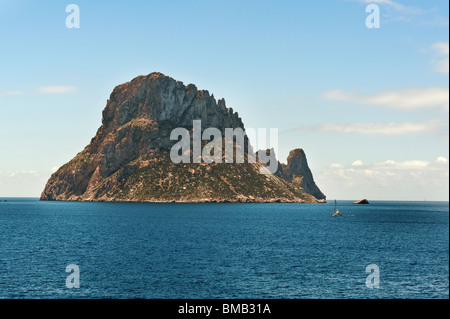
[0,198,448,299]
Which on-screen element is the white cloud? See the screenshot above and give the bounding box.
[321,89,353,101]
[316,156,449,200]
[36,86,77,94]
[1,86,78,96]
[376,159,430,169]
[354,0,448,25]
[303,119,447,135]
[322,87,449,112]
[431,42,449,74]
[363,88,449,112]
[0,90,23,96]
[436,156,449,164]
[352,160,364,167]
[432,42,449,58]
[356,0,404,10]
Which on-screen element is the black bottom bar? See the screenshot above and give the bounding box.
[1,299,447,317]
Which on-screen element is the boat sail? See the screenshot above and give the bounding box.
[331,200,343,216]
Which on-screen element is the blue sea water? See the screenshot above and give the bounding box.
[0,198,448,299]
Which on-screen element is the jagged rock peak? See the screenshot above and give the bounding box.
[282,148,326,200]
[98,72,245,148]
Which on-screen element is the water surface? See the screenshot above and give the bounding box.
[0,199,448,299]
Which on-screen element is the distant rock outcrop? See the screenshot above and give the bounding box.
[40,72,326,203]
[354,199,369,204]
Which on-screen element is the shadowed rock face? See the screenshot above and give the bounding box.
[40,72,325,203]
[279,149,326,200]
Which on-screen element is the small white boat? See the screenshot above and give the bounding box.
[331,200,343,216]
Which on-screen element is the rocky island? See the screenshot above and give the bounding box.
[40,72,326,203]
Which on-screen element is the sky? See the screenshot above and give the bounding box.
[0,0,448,200]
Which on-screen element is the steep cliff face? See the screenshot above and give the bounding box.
[279,149,326,200]
[40,72,325,203]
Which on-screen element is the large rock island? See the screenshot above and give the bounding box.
[40,72,326,203]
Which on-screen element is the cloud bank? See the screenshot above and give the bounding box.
[293,119,448,136]
[322,87,449,112]
[317,156,450,200]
